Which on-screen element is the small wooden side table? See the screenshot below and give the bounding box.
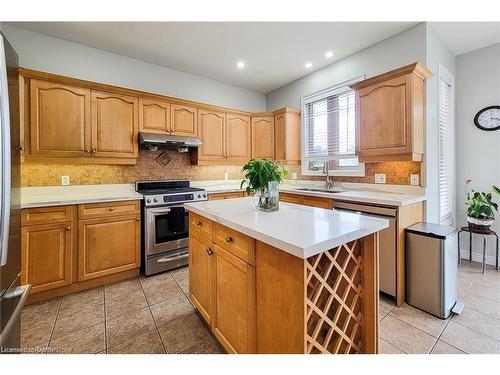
[458,226,499,274]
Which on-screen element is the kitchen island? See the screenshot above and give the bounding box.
[185,197,388,354]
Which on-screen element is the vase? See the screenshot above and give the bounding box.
[467,216,494,231]
[253,181,279,212]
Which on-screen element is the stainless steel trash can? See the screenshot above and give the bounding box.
[405,223,459,319]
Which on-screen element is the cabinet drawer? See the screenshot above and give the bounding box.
[302,196,333,209]
[190,212,213,240]
[213,223,255,265]
[78,200,140,219]
[280,193,303,204]
[21,205,75,226]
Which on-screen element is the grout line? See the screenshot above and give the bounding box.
[46,297,63,353]
[103,285,108,354]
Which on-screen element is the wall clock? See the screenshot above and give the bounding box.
[474,105,500,131]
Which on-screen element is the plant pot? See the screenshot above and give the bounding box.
[467,216,494,230]
[253,181,279,212]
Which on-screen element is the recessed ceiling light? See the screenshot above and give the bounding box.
[237,61,245,69]
[305,62,313,69]
[325,51,333,58]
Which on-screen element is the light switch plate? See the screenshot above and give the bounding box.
[374,173,386,184]
[61,176,70,186]
[291,172,298,180]
[410,174,420,186]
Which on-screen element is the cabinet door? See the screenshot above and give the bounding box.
[91,91,139,158]
[226,114,251,163]
[139,98,170,134]
[212,244,255,354]
[78,214,140,281]
[21,223,73,293]
[357,75,410,157]
[30,80,91,157]
[251,116,274,160]
[274,113,285,161]
[189,232,213,324]
[302,196,332,209]
[197,109,225,161]
[171,104,197,137]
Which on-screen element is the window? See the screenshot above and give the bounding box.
[438,64,455,225]
[301,81,365,176]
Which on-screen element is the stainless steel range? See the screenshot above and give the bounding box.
[136,180,207,276]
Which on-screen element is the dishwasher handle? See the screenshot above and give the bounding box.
[333,201,397,217]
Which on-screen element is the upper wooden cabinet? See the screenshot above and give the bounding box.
[30,80,91,157]
[197,109,226,162]
[139,98,170,134]
[274,108,300,165]
[171,104,198,137]
[350,62,432,162]
[91,91,139,159]
[193,111,251,165]
[226,113,251,163]
[251,116,274,160]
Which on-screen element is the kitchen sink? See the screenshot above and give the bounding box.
[297,188,344,194]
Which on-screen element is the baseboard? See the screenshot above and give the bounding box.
[460,250,497,266]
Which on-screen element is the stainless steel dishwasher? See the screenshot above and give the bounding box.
[333,201,397,296]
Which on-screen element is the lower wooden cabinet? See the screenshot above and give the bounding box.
[212,244,256,354]
[280,192,333,209]
[21,222,73,294]
[189,232,213,324]
[78,214,140,281]
[207,192,244,200]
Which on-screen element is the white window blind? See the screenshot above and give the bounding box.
[438,66,455,225]
[301,84,364,176]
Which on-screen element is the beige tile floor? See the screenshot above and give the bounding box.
[21,261,500,354]
[379,261,500,354]
[20,266,224,354]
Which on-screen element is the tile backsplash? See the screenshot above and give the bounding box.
[21,150,422,187]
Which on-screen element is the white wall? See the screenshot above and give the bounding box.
[424,24,456,224]
[266,23,427,110]
[1,24,266,112]
[456,43,500,265]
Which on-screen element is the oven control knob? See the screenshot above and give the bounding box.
[153,198,158,203]
[197,194,201,198]
[203,194,207,198]
[146,199,151,203]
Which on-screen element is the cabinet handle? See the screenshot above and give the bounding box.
[65,226,71,231]
[225,237,233,243]
[206,248,213,256]
[195,221,202,226]
[109,207,114,211]
[91,149,96,154]
[19,145,25,151]
[136,218,140,221]
[84,149,90,153]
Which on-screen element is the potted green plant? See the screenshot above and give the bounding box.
[240,159,288,212]
[465,179,500,230]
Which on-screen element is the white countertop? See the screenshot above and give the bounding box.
[20,184,143,208]
[192,180,426,207]
[185,197,389,259]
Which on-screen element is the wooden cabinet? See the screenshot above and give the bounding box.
[139,98,170,134]
[30,80,91,157]
[251,116,274,160]
[212,244,256,354]
[207,192,244,201]
[274,108,300,165]
[197,109,226,162]
[226,113,251,163]
[21,222,74,294]
[171,104,197,137]
[279,192,333,209]
[78,214,140,281]
[91,91,139,159]
[189,231,213,324]
[350,62,432,162]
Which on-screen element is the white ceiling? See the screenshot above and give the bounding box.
[431,22,500,56]
[8,22,417,93]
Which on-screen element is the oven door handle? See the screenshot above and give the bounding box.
[156,253,189,263]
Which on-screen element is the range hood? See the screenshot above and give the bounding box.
[139,132,202,152]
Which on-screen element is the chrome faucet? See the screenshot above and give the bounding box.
[323,161,334,190]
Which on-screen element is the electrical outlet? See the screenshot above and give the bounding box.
[410,174,420,186]
[61,176,70,186]
[291,172,298,180]
[224,172,229,181]
[374,173,386,184]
